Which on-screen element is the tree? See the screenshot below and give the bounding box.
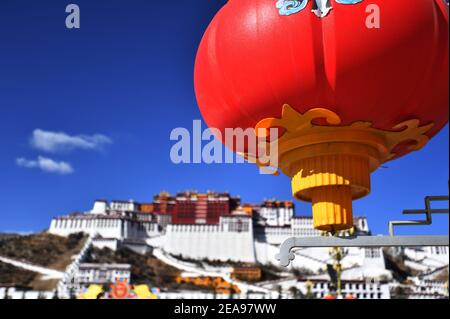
[391,286,410,299]
[3,287,10,299]
[288,286,300,299]
[305,281,315,299]
[329,246,348,297]
[276,285,282,299]
[37,292,46,299]
[69,288,76,299]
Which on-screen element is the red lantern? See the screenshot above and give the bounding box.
[194,0,449,231]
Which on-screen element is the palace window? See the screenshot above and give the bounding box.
[365,248,381,258]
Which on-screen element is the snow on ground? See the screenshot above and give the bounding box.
[0,256,64,280]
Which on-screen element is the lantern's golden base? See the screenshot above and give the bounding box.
[253,104,434,232]
[311,186,353,232]
[291,152,371,231]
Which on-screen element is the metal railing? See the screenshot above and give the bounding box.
[389,195,449,236]
[276,193,449,267]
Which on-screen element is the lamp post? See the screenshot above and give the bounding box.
[329,246,347,298]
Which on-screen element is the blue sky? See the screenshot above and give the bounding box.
[0,1,448,236]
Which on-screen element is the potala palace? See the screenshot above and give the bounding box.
[40,191,449,299]
[48,192,373,264]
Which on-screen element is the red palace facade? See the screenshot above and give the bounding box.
[140,192,240,225]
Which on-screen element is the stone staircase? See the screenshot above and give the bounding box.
[56,235,93,298]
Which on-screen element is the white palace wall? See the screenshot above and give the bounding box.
[48,216,159,240]
[164,217,256,263]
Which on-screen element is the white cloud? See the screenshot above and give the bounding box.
[16,156,74,175]
[30,129,112,153]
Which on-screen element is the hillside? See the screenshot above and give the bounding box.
[0,233,23,242]
[0,261,36,287]
[0,232,88,291]
[0,232,87,271]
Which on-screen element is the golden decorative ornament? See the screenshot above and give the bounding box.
[249,105,434,231]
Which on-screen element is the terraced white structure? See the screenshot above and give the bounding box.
[46,198,448,296]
